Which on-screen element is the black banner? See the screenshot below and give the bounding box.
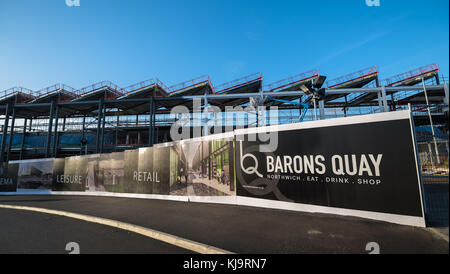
[235,118,424,217]
[0,163,19,192]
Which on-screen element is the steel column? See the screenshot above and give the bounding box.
[115,113,119,151]
[81,115,86,155]
[45,100,55,159]
[344,96,348,117]
[62,117,66,131]
[444,83,449,114]
[20,119,27,160]
[390,94,396,111]
[377,91,383,112]
[53,105,60,158]
[101,106,106,153]
[149,97,154,146]
[0,103,11,163]
[152,98,156,144]
[319,100,325,120]
[95,98,103,154]
[6,107,16,162]
[381,86,389,112]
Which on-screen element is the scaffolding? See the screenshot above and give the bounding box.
[0,65,448,164]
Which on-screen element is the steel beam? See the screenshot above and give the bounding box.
[444,83,449,114]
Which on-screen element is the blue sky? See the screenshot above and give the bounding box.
[0,0,448,91]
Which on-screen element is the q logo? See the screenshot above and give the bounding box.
[236,140,293,203]
[240,141,263,178]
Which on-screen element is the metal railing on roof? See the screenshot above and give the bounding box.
[384,64,440,87]
[120,78,169,96]
[214,72,263,94]
[168,75,214,95]
[78,81,123,98]
[33,84,78,98]
[263,70,320,92]
[0,87,34,102]
[326,66,378,89]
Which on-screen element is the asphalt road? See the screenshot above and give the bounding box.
[0,208,192,254]
[0,195,448,254]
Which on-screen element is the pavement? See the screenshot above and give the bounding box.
[0,195,448,254]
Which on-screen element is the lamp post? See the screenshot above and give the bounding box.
[418,76,441,167]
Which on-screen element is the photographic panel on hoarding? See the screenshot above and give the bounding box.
[86,154,102,192]
[153,145,170,195]
[169,143,187,195]
[15,159,54,190]
[175,137,236,197]
[53,156,88,192]
[235,116,424,218]
[102,152,125,193]
[137,147,154,194]
[123,149,139,193]
[0,162,19,192]
[52,158,65,191]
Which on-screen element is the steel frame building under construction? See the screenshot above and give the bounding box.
[0,64,448,163]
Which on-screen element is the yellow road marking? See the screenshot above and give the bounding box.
[429,227,449,243]
[0,204,234,254]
